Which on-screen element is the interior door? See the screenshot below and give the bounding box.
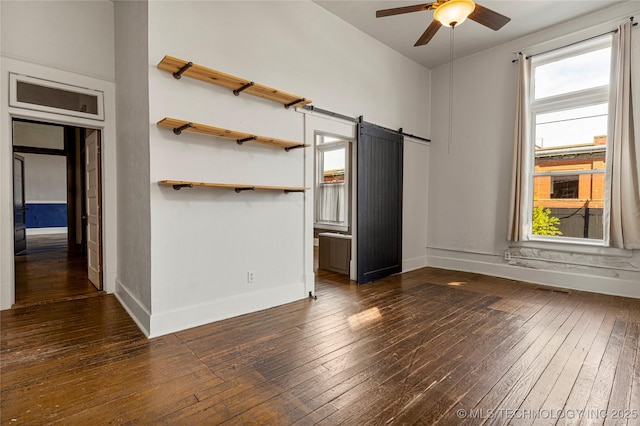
[85,130,102,289]
[356,123,403,284]
[13,154,27,255]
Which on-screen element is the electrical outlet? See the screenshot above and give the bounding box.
[504,252,511,261]
[247,271,255,283]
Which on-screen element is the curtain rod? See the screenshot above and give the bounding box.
[511,16,636,63]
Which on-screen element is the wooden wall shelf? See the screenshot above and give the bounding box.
[159,180,308,194]
[157,118,308,151]
[157,55,312,109]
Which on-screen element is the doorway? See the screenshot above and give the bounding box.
[12,119,103,306]
[314,131,354,281]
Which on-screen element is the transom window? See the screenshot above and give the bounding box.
[528,36,611,242]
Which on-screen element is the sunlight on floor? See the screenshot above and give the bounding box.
[348,307,382,330]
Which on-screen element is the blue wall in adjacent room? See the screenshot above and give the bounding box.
[25,203,67,228]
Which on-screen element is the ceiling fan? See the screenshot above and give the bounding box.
[376,0,511,46]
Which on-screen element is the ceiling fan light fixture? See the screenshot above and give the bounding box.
[434,0,476,27]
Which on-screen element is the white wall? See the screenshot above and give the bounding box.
[403,138,430,272]
[13,121,64,150]
[113,0,152,335]
[146,0,430,336]
[22,154,66,202]
[0,1,117,309]
[427,1,640,298]
[22,153,67,236]
[0,0,115,81]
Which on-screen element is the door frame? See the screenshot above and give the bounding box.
[303,112,359,293]
[0,59,117,310]
[12,119,80,255]
[10,118,104,293]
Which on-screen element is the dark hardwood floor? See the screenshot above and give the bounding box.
[2,262,639,424]
[14,233,99,307]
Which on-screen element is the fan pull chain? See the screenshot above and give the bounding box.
[448,25,455,155]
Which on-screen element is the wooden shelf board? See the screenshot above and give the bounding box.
[159,180,308,192]
[157,55,312,108]
[157,118,308,149]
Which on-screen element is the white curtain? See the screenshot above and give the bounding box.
[508,53,531,242]
[607,20,640,249]
[316,183,345,223]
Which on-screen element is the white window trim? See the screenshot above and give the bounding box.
[314,133,350,231]
[524,35,612,246]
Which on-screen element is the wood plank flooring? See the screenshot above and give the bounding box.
[2,266,640,424]
[14,233,99,307]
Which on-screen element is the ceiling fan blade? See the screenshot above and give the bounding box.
[414,20,442,46]
[376,3,435,18]
[468,3,511,31]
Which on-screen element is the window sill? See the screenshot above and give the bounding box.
[512,237,632,258]
[315,223,349,233]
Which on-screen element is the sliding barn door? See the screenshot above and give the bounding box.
[357,123,403,284]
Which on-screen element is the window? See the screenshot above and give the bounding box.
[550,175,580,199]
[315,134,350,230]
[10,73,104,121]
[528,36,611,242]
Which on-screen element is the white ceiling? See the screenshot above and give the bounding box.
[313,1,626,69]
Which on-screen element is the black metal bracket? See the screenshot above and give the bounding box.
[173,62,193,79]
[233,81,254,96]
[284,98,306,109]
[284,189,305,194]
[234,187,255,193]
[284,144,305,152]
[237,136,258,145]
[173,122,193,135]
[172,183,193,190]
[309,291,317,300]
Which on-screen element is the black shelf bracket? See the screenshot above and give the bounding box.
[173,62,193,79]
[233,81,254,96]
[237,136,258,145]
[309,291,317,300]
[173,122,193,135]
[284,98,306,109]
[172,183,193,190]
[284,189,305,194]
[234,187,255,193]
[284,144,305,152]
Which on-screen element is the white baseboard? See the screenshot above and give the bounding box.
[426,249,640,299]
[149,282,306,338]
[402,255,427,273]
[27,227,67,235]
[115,278,151,337]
